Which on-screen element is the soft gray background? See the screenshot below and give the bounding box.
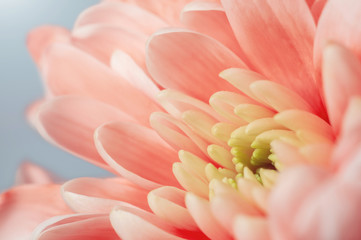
[0,0,112,191]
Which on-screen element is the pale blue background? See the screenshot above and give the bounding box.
[0,0,112,191]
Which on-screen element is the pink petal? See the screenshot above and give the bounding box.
[0,184,71,240]
[271,140,307,167]
[322,44,361,134]
[311,0,327,23]
[73,24,148,67]
[110,205,205,239]
[33,214,117,240]
[332,97,361,168]
[269,166,328,240]
[148,186,198,230]
[250,80,314,113]
[106,0,215,25]
[181,2,248,63]
[150,112,209,157]
[94,121,180,189]
[210,180,262,234]
[27,99,46,127]
[110,50,160,99]
[157,89,225,122]
[15,162,56,185]
[74,1,167,35]
[185,193,232,240]
[36,96,132,171]
[339,145,361,184]
[221,0,323,113]
[315,0,361,72]
[27,26,70,65]
[233,216,270,240]
[62,177,150,213]
[146,29,246,102]
[293,181,361,240]
[41,43,161,125]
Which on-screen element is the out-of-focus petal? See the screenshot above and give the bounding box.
[315,0,361,71]
[311,0,328,23]
[332,97,361,167]
[322,44,361,134]
[62,177,150,213]
[73,1,167,35]
[233,215,270,240]
[146,29,246,102]
[27,26,70,65]
[105,0,219,25]
[292,181,361,240]
[269,166,328,240]
[0,184,71,240]
[15,162,56,185]
[95,121,180,189]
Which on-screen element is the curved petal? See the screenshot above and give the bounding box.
[292,181,361,240]
[0,184,71,240]
[332,97,361,168]
[15,162,56,185]
[269,166,328,240]
[73,24,148,67]
[36,96,132,171]
[146,29,246,102]
[311,0,327,23]
[150,112,208,157]
[315,0,361,72]
[185,193,232,240]
[27,26,70,65]
[107,0,209,25]
[41,43,161,126]
[181,2,247,62]
[32,214,117,240]
[110,50,160,99]
[148,186,198,230]
[110,206,205,240]
[233,215,270,240]
[95,121,180,189]
[322,44,361,134]
[74,1,167,34]
[62,177,150,213]
[221,0,322,113]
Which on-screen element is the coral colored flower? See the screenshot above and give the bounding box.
[5,0,360,239]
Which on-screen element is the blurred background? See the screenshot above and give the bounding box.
[0,0,112,191]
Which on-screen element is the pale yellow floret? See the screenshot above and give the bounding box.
[234,104,275,122]
[258,169,278,189]
[296,129,334,145]
[178,150,208,181]
[207,144,234,170]
[211,122,237,142]
[245,118,287,136]
[209,91,253,124]
[173,162,209,199]
[182,110,223,146]
[251,130,297,149]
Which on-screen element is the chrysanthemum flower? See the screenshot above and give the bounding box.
[2,0,361,239]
